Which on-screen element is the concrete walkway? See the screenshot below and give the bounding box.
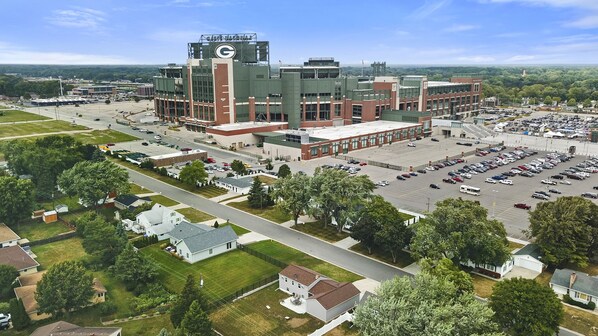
[211,191,242,203]
[168,203,189,210]
[237,231,270,245]
[220,195,248,205]
[135,192,159,197]
[333,237,359,249]
[308,312,353,336]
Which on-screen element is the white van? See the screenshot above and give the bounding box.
[154,135,162,141]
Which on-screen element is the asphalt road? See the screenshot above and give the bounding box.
[126,168,409,283]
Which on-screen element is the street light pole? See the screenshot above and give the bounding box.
[491,190,498,218]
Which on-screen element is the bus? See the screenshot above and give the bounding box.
[460,185,481,196]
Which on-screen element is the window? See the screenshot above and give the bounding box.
[332,142,339,154]
[186,253,189,258]
[209,248,213,254]
[322,145,329,154]
[310,147,319,156]
[352,138,358,149]
[369,135,376,146]
[291,281,294,285]
[298,284,302,289]
[361,137,367,147]
[226,242,232,249]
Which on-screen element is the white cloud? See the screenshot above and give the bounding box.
[504,55,536,62]
[0,42,134,64]
[456,55,496,62]
[567,15,598,28]
[445,24,477,32]
[481,0,598,10]
[46,8,106,30]
[410,0,452,19]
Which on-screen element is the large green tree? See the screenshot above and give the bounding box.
[80,215,126,266]
[0,265,18,298]
[35,261,94,317]
[230,159,247,175]
[0,176,35,226]
[178,300,212,336]
[8,298,30,330]
[110,243,158,290]
[272,172,312,224]
[410,198,510,266]
[170,275,210,328]
[277,164,291,178]
[354,273,503,336]
[179,160,208,189]
[526,196,598,267]
[420,258,474,295]
[58,160,129,209]
[247,177,270,209]
[489,278,563,336]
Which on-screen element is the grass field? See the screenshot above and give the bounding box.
[140,244,281,300]
[256,175,277,185]
[211,284,323,336]
[0,109,50,123]
[31,237,88,269]
[349,243,415,268]
[70,129,139,145]
[129,183,150,194]
[471,274,498,298]
[228,200,291,224]
[149,194,179,206]
[39,194,84,213]
[177,207,215,223]
[12,220,73,242]
[508,241,524,251]
[292,220,349,242]
[562,305,598,336]
[248,240,362,283]
[220,223,251,236]
[0,120,88,138]
[110,314,174,336]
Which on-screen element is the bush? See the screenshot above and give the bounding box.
[140,160,155,170]
[99,301,118,316]
[213,220,219,228]
[132,235,159,249]
[563,295,596,310]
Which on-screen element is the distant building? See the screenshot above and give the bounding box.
[136,84,154,98]
[71,85,117,96]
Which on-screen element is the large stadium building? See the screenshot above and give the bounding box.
[153,33,482,159]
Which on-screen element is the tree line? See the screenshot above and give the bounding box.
[0,74,73,99]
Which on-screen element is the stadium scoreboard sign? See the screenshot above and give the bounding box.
[189,33,269,63]
[202,34,256,42]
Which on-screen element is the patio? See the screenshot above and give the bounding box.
[280,295,307,314]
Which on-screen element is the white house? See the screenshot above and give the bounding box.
[279,265,360,322]
[215,176,255,194]
[0,223,20,248]
[463,243,545,279]
[168,221,238,263]
[124,203,184,240]
[550,269,598,305]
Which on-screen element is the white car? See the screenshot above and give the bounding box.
[541,179,557,185]
[499,179,513,185]
[407,142,416,147]
[560,180,572,185]
[425,166,436,171]
[485,178,497,184]
[461,173,472,179]
[154,135,162,141]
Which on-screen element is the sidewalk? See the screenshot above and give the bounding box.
[333,237,358,250]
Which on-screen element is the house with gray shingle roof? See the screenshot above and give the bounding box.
[168,222,238,263]
[550,268,598,306]
[215,176,256,194]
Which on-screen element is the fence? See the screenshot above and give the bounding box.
[25,230,77,247]
[237,243,289,269]
[208,274,279,310]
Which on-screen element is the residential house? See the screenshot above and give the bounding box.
[463,243,545,279]
[114,194,152,211]
[279,265,360,322]
[14,273,107,321]
[0,245,39,276]
[168,221,238,263]
[124,203,184,239]
[30,321,121,336]
[0,223,20,248]
[550,269,598,305]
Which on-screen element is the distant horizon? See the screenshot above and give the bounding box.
[2,63,598,67]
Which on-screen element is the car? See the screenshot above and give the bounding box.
[594,186,598,190]
[93,118,100,121]
[244,163,252,168]
[138,128,148,132]
[0,313,11,328]
[106,143,115,147]
[548,188,561,194]
[396,175,405,180]
[359,162,367,166]
[485,178,497,184]
[492,175,506,180]
[141,142,149,146]
[347,159,359,164]
[146,130,154,134]
[154,135,162,141]
[499,179,513,185]
[452,176,463,182]
[429,183,440,189]
[520,171,535,177]
[560,180,572,185]
[205,157,216,163]
[417,169,427,174]
[541,179,557,185]
[409,172,418,176]
[514,203,531,210]
[456,142,473,146]
[535,191,551,197]
[431,138,439,142]
[381,180,390,186]
[402,173,411,178]
[407,142,416,147]
[532,193,549,200]
[131,126,139,130]
[443,178,456,184]
[180,147,192,152]
[425,166,435,171]
[582,192,598,199]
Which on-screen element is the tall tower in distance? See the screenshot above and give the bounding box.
[371,61,387,77]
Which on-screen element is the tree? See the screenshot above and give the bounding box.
[0,176,35,226]
[420,258,474,295]
[157,328,171,336]
[350,196,403,255]
[526,196,598,267]
[543,96,552,105]
[0,265,18,298]
[230,160,247,175]
[9,298,30,330]
[265,161,273,171]
[170,275,209,328]
[247,177,270,209]
[134,96,141,103]
[410,198,510,266]
[566,98,577,106]
[354,273,503,336]
[277,164,291,178]
[110,243,158,290]
[179,160,208,189]
[58,160,129,210]
[35,261,94,317]
[272,172,312,225]
[81,215,126,265]
[373,200,412,263]
[179,300,212,336]
[489,278,563,336]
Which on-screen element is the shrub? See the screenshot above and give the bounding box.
[563,295,596,310]
[99,301,118,316]
[132,235,159,249]
[213,220,219,228]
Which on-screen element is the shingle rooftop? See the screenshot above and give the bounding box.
[181,225,238,254]
[550,268,598,297]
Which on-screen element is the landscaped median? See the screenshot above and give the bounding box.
[0,109,50,123]
[227,200,291,223]
[291,220,349,243]
[0,120,88,138]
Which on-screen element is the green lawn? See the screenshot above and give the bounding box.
[93,271,136,317]
[248,240,362,283]
[177,207,215,223]
[211,284,323,336]
[508,241,524,251]
[110,314,174,336]
[0,109,50,122]
[39,194,85,213]
[149,194,179,207]
[0,120,88,138]
[228,200,291,224]
[292,220,349,242]
[218,194,246,203]
[12,219,73,242]
[31,237,88,269]
[70,129,139,145]
[471,274,498,298]
[129,183,150,194]
[220,223,251,236]
[140,244,281,300]
[562,305,598,336]
[349,243,415,268]
[256,175,278,185]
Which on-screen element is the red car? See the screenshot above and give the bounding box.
[514,203,531,210]
[205,157,216,163]
[359,162,368,166]
[443,178,457,184]
[452,176,463,182]
[401,173,411,178]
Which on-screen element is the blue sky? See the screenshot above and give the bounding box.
[1,0,598,65]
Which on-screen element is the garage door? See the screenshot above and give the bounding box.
[515,257,543,273]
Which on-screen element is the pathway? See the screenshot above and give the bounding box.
[333,237,359,250]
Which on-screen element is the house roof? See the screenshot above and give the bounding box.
[30,321,121,336]
[311,282,360,310]
[168,221,212,241]
[18,270,47,286]
[0,223,20,243]
[0,245,39,271]
[280,265,323,286]
[550,268,598,297]
[115,194,151,207]
[218,176,255,189]
[14,284,38,313]
[93,278,107,294]
[514,243,543,260]
[181,225,238,254]
[138,203,167,225]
